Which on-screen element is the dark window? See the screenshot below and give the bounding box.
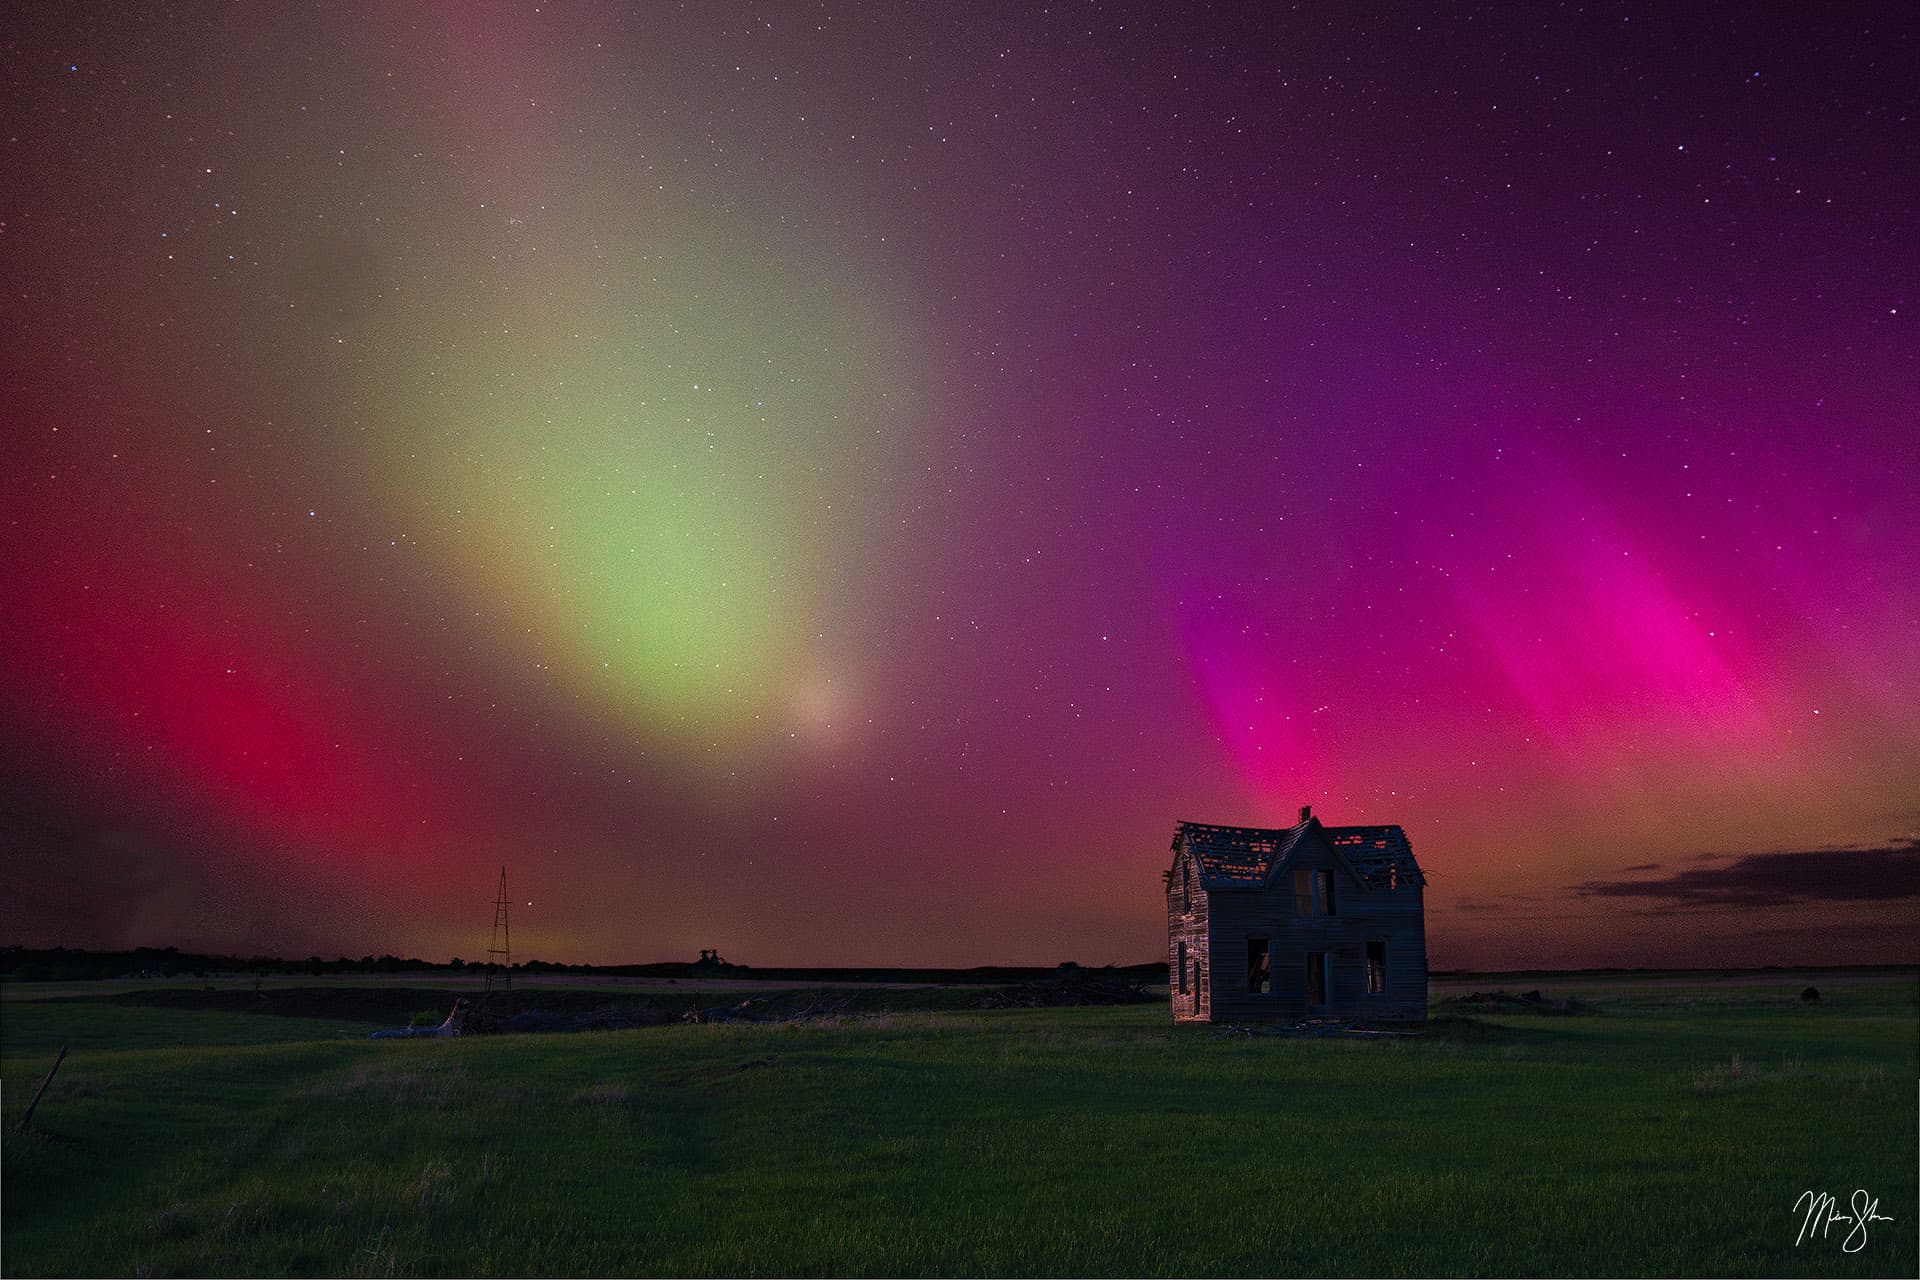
[1182,859,1192,910]
[1315,869,1337,916]
[1247,938,1270,994]
[1306,952,1328,1007]
[1367,941,1387,994]
[1292,867,1314,916]
[1177,940,1188,994]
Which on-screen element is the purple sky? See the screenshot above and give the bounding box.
[3,3,1916,967]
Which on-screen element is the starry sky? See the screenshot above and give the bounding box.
[4,3,1916,969]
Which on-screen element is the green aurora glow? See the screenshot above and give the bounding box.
[365,221,920,742]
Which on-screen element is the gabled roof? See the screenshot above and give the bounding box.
[1170,815,1424,891]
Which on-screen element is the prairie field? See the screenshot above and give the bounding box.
[2,974,1914,1277]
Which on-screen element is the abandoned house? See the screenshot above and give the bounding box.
[1165,807,1427,1024]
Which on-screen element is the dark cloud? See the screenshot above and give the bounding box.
[1449,893,1548,914]
[1577,841,1920,907]
[0,809,167,946]
[0,801,283,952]
[1620,862,1662,872]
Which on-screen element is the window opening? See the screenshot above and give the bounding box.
[1247,938,1270,994]
[1367,940,1387,994]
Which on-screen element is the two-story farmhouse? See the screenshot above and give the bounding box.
[1166,807,1427,1024]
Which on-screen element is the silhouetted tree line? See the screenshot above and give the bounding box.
[0,945,523,982]
[0,945,725,982]
[2,945,1174,984]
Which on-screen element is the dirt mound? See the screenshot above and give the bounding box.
[461,1002,678,1034]
[97,985,464,1024]
[977,969,1155,1009]
[93,985,694,1028]
[1451,988,1596,1014]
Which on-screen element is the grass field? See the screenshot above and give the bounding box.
[3,975,1914,1277]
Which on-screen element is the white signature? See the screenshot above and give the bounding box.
[1794,1189,1893,1253]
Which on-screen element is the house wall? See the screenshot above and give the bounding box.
[1167,849,1210,1023]
[1188,848,1427,1026]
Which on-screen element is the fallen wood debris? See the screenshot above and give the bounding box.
[369,998,472,1039]
[15,1043,69,1134]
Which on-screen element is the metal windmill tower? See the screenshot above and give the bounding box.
[484,866,512,994]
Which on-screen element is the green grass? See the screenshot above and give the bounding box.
[3,979,1914,1276]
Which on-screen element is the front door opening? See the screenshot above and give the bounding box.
[1247,938,1270,994]
[1306,952,1328,1008]
[1366,940,1387,994]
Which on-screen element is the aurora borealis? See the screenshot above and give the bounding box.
[4,3,1916,968]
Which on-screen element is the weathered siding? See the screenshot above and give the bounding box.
[1167,848,1211,1023]
[1169,832,1427,1026]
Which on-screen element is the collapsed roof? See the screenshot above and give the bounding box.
[1171,814,1424,891]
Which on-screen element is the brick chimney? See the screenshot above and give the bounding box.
[1298,805,1312,824]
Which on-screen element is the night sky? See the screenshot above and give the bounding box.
[5,3,1916,969]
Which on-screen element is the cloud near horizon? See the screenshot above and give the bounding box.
[1575,841,1920,907]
